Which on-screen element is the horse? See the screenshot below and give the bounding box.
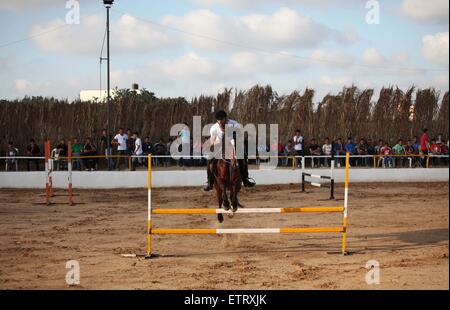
[210,136,243,223]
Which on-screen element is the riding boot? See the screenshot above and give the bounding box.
[203,160,215,191]
[238,159,255,187]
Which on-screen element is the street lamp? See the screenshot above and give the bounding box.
[103,0,113,169]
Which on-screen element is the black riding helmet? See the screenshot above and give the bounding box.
[215,110,227,120]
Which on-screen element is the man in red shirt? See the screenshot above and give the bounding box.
[420,128,429,167]
[429,139,442,167]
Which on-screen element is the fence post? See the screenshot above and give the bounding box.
[68,141,73,206]
[301,172,305,193]
[330,152,335,200]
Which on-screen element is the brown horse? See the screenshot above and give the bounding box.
[210,138,243,223]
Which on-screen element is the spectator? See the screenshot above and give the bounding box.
[270,138,284,166]
[154,138,167,167]
[26,138,40,171]
[5,141,19,171]
[100,129,114,170]
[345,138,356,166]
[441,139,449,165]
[322,138,333,167]
[55,139,68,171]
[392,139,406,167]
[113,128,128,171]
[308,139,321,168]
[82,137,97,171]
[420,128,429,167]
[380,142,393,168]
[374,139,384,167]
[411,136,420,154]
[71,138,84,171]
[356,138,368,167]
[405,140,418,167]
[367,138,375,167]
[333,138,345,167]
[429,138,442,167]
[178,123,191,167]
[166,138,174,166]
[127,129,135,156]
[437,134,443,145]
[293,130,303,167]
[143,136,153,167]
[284,140,296,167]
[131,131,143,171]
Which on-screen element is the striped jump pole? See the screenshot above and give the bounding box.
[146,154,153,258]
[342,152,350,255]
[43,140,75,206]
[301,171,334,200]
[152,206,344,214]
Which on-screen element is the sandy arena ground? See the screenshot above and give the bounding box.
[0,182,448,289]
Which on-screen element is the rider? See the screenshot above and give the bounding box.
[203,110,256,191]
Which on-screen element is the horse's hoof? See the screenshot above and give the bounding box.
[223,204,231,211]
[217,214,224,223]
[227,212,234,219]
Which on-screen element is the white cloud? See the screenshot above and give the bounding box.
[392,51,410,64]
[192,0,363,9]
[152,52,218,80]
[31,14,174,54]
[361,48,386,66]
[422,32,449,65]
[0,0,60,10]
[14,79,33,92]
[310,50,354,67]
[0,0,92,11]
[434,74,449,88]
[401,0,449,24]
[162,8,348,51]
[320,75,353,87]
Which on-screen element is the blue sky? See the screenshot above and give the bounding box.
[0,0,448,102]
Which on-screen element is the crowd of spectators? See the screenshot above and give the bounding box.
[3,127,449,171]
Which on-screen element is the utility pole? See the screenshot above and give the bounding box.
[104,0,114,168]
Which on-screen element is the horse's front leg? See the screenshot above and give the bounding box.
[222,182,230,211]
[216,184,224,223]
[231,181,239,212]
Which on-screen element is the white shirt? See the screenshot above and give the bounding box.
[134,137,143,155]
[210,119,240,144]
[114,133,128,151]
[293,135,303,151]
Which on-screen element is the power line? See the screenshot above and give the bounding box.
[0,8,103,49]
[111,7,448,74]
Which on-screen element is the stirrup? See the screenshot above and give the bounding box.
[202,182,213,192]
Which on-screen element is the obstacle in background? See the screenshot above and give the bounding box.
[301,153,335,200]
[44,140,73,206]
[145,153,350,257]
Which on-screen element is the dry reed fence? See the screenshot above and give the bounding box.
[0,85,448,154]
